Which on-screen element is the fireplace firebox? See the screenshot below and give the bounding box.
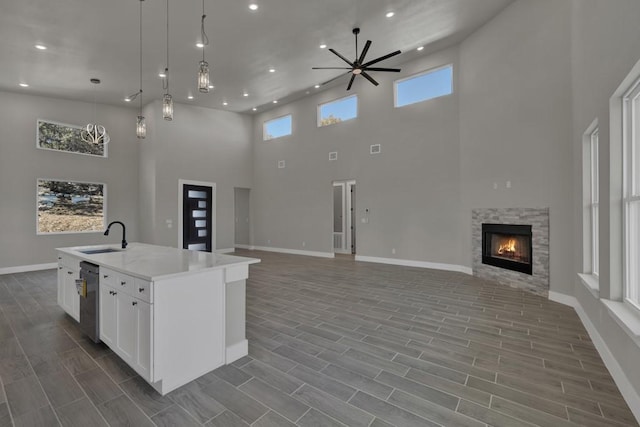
[482,223,532,275]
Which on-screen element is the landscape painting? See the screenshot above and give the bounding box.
[37,179,105,234]
[37,119,106,157]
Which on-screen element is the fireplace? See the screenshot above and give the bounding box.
[482,223,532,275]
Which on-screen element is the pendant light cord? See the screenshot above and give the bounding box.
[201,0,209,63]
[163,0,169,92]
[139,0,143,114]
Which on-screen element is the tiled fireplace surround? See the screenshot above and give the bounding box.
[472,208,550,295]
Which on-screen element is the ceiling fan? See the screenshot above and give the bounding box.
[312,28,402,90]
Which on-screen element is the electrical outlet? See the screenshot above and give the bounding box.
[166,219,173,229]
[267,239,271,245]
[506,180,512,188]
[392,248,396,255]
[302,241,306,247]
[493,182,498,190]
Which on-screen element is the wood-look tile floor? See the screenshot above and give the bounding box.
[0,249,637,426]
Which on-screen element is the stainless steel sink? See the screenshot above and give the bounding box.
[79,248,121,254]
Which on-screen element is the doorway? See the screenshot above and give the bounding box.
[333,180,356,254]
[234,188,251,248]
[178,180,216,252]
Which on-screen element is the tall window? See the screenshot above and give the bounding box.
[263,115,292,141]
[394,65,453,108]
[623,82,640,309]
[318,95,357,127]
[584,126,599,277]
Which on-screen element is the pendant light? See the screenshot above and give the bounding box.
[136,0,146,138]
[81,78,110,145]
[162,0,173,120]
[197,0,210,93]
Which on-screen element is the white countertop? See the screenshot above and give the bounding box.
[56,243,260,281]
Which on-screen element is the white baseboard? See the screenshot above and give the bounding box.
[234,244,255,250]
[215,248,235,254]
[549,291,640,423]
[226,339,248,364]
[355,255,473,275]
[250,245,335,259]
[0,262,57,275]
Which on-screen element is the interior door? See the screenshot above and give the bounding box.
[182,184,213,252]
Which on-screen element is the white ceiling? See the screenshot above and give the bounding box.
[1,0,514,114]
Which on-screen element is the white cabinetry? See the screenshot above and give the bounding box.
[57,254,79,321]
[99,268,153,382]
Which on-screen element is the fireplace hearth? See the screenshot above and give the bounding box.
[482,223,532,275]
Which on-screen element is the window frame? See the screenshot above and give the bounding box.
[317,94,358,127]
[393,64,453,108]
[37,178,107,235]
[623,80,640,310]
[263,114,292,141]
[36,119,108,158]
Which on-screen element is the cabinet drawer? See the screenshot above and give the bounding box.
[134,278,153,303]
[101,268,134,295]
[57,253,79,270]
[100,267,118,287]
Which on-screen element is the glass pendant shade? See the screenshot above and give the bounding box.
[163,93,173,121]
[136,115,146,139]
[198,60,210,93]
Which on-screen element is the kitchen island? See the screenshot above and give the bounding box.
[56,242,259,395]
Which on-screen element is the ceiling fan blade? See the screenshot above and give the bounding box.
[363,67,401,72]
[329,49,355,67]
[358,40,372,64]
[360,71,379,86]
[321,71,352,86]
[312,67,354,70]
[362,50,401,68]
[346,74,356,91]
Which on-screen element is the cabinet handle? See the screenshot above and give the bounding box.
[59,266,63,270]
[103,275,109,279]
[113,292,117,296]
[109,291,117,296]
[67,271,73,275]
[139,287,145,293]
[120,281,126,286]
[58,257,62,260]
[132,301,138,306]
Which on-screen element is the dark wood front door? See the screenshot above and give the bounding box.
[182,184,212,252]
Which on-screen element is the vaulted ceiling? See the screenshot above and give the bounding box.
[1,0,514,113]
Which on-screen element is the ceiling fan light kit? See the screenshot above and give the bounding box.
[312,27,402,90]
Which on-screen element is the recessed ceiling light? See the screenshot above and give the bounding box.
[208,85,214,89]
[158,72,166,78]
[319,44,327,49]
[249,3,258,11]
[417,46,424,51]
[273,100,278,104]
[243,92,249,97]
[124,97,132,102]
[385,11,395,18]
[34,44,47,50]
[19,83,29,87]
[196,42,204,48]
[269,68,276,73]
[188,95,194,100]
[314,84,320,89]
[252,107,257,111]
[223,101,228,106]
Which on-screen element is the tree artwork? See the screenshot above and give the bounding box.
[37,179,105,233]
[37,120,105,156]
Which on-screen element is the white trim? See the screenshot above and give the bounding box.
[178,179,216,251]
[577,273,600,299]
[251,246,334,259]
[601,300,640,347]
[549,291,640,423]
[215,248,235,254]
[355,255,472,275]
[0,262,57,275]
[226,339,248,364]
[234,244,255,250]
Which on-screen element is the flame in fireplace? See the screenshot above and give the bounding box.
[497,239,517,256]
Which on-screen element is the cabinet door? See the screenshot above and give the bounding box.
[57,265,64,307]
[62,267,79,321]
[100,285,117,347]
[134,300,153,381]
[116,293,137,363]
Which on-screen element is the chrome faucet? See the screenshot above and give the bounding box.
[104,221,127,249]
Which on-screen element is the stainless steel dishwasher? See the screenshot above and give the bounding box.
[78,261,100,343]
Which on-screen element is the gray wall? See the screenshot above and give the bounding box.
[570,0,640,405]
[0,91,139,269]
[138,100,253,250]
[458,0,573,294]
[251,47,462,264]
